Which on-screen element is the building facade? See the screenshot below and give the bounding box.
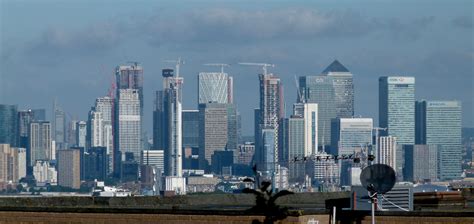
[29,121,52,167]
[322,60,354,118]
[198,103,228,171]
[198,72,233,104]
[57,149,81,189]
[0,104,18,147]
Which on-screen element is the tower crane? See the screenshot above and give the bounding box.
[164,57,184,77]
[203,63,230,73]
[238,62,275,76]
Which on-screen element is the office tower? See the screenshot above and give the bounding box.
[236,142,255,165]
[141,150,164,171]
[182,110,199,148]
[404,145,438,182]
[322,60,354,118]
[256,73,284,171]
[32,160,57,185]
[95,96,114,172]
[17,148,26,180]
[115,62,146,171]
[52,99,66,149]
[226,104,238,151]
[415,100,462,180]
[75,121,87,148]
[299,76,336,151]
[0,104,18,147]
[84,147,107,181]
[331,118,373,155]
[68,120,77,147]
[198,72,233,104]
[0,144,20,189]
[379,76,415,144]
[87,110,103,148]
[17,110,35,148]
[280,116,305,182]
[313,151,340,190]
[377,136,397,171]
[154,68,183,177]
[115,89,142,170]
[31,109,46,121]
[57,149,81,189]
[293,103,318,155]
[28,121,52,167]
[198,103,228,171]
[183,147,199,170]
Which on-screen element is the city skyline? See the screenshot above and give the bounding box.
[1,0,472,136]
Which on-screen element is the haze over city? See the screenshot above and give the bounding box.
[1,0,472,135]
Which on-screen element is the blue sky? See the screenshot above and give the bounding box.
[1,0,473,135]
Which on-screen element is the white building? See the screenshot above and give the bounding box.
[293,103,318,155]
[117,89,142,162]
[165,176,186,195]
[377,136,397,171]
[141,150,164,172]
[33,160,57,185]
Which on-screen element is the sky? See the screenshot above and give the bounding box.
[1,0,473,136]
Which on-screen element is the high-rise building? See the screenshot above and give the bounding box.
[57,149,81,189]
[256,73,284,171]
[84,147,107,181]
[0,104,18,147]
[94,96,114,172]
[141,150,164,172]
[415,100,462,180]
[28,121,52,167]
[154,68,183,177]
[299,76,336,151]
[67,120,77,147]
[17,110,35,148]
[31,109,46,121]
[322,60,354,118]
[87,110,103,148]
[115,63,144,171]
[236,142,255,165]
[377,136,397,171]
[0,144,21,189]
[293,103,318,156]
[115,89,141,172]
[404,144,438,182]
[52,99,66,149]
[32,160,57,185]
[75,121,87,148]
[331,118,373,156]
[198,72,233,104]
[198,103,228,171]
[280,116,305,182]
[182,110,199,148]
[379,76,415,145]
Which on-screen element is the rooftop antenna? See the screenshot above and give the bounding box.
[164,57,184,77]
[203,63,230,73]
[238,62,275,76]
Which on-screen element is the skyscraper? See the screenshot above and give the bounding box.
[154,68,183,177]
[280,116,305,182]
[94,96,114,174]
[198,72,233,104]
[0,104,18,147]
[115,89,141,172]
[299,75,336,151]
[404,144,438,182]
[17,110,35,148]
[57,148,81,189]
[87,110,103,148]
[377,136,397,171]
[182,110,199,148]
[52,99,66,149]
[415,100,462,180]
[293,103,318,155]
[256,73,284,171]
[31,109,46,121]
[0,144,21,188]
[75,121,87,148]
[115,63,144,164]
[29,121,52,167]
[331,118,373,156]
[198,103,228,171]
[379,76,415,145]
[322,60,354,118]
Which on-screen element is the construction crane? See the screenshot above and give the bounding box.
[203,63,230,73]
[238,62,275,76]
[164,57,184,77]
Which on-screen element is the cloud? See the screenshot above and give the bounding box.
[452,16,473,29]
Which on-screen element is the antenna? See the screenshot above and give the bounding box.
[203,63,230,73]
[238,62,275,76]
[164,57,184,77]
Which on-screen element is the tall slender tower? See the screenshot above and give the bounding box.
[154,68,183,177]
[322,60,354,118]
[256,73,284,172]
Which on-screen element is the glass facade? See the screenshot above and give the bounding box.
[379,76,415,145]
[331,118,373,156]
[323,60,354,118]
[182,110,199,148]
[198,72,232,104]
[0,104,18,147]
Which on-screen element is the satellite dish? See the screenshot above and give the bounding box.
[360,164,396,194]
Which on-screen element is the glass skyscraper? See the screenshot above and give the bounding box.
[379,76,415,145]
[280,116,305,182]
[0,104,18,147]
[198,72,233,104]
[322,60,354,118]
[415,100,462,180]
[299,75,336,151]
[182,110,199,148]
[331,118,373,156]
